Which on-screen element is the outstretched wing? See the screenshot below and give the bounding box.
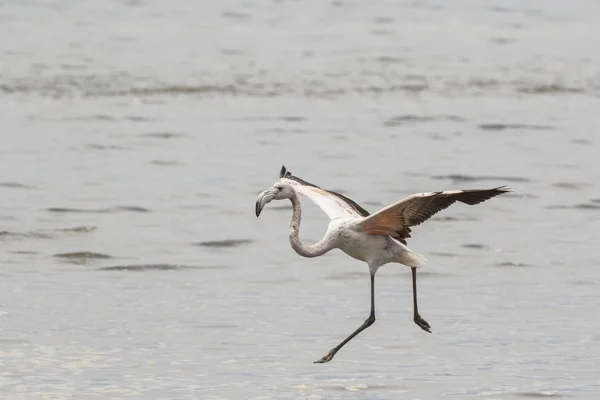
[279,165,369,220]
[358,187,510,237]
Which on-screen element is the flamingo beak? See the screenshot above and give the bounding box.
[255,189,276,217]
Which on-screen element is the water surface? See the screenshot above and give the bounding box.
[1,0,600,398]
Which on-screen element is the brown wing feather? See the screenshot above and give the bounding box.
[360,187,510,237]
[392,227,412,245]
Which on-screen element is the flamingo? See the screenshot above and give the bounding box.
[255,166,509,363]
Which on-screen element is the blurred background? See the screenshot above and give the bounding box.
[1,0,599,398]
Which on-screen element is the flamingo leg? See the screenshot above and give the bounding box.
[314,273,376,364]
[412,267,431,333]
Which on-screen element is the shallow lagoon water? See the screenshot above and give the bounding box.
[1,0,600,398]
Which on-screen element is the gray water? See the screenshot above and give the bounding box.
[1,0,600,398]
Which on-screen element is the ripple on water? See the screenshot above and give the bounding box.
[196,323,239,329]
[432,174,530,183]
[1,227,96,241]
[98,264,229,271]
[490,36,517,44]
[222,10,251,20]
[64,114,153,122]
[141,132,186,139]
[570,280,599,286]
[515,391,563,398]
[8,250,39,255]
[149,160,183,166]
[383,114,465,126]
[570,138,591,145]
[324,272,364,281]
[547,201,600,210]
[250,278,301,284]
[413,270,458,278]
[280,115,307,122]
[53,252,113,265]
[84,144,130,151]
[552,182,592,190]
[2,75,598,98]
[462,243,489,250]
[429,252,460,258]
[226,115,307,122]
[0,230,52,240]
[193,239,255,248]
[46,206,151,213]
[257,127,308,135]
[56,226,97,233]
[502,192,536,199]
[66,114,114,121]
[517,84,583,94]
[0,182,38,189]
[574,202,600,210]
[494,262,530,267]
[477,123,554,131]
[431,215,478,222]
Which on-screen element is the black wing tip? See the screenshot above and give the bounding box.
[494,185,512,194]
[472,186,513,202]
[280,165,291,179]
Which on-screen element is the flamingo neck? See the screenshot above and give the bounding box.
[288,192,334,258]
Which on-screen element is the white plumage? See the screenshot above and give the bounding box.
[255,165,510,363]
[280,176,360,219]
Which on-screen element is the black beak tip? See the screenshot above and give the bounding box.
[255,201,261,217]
